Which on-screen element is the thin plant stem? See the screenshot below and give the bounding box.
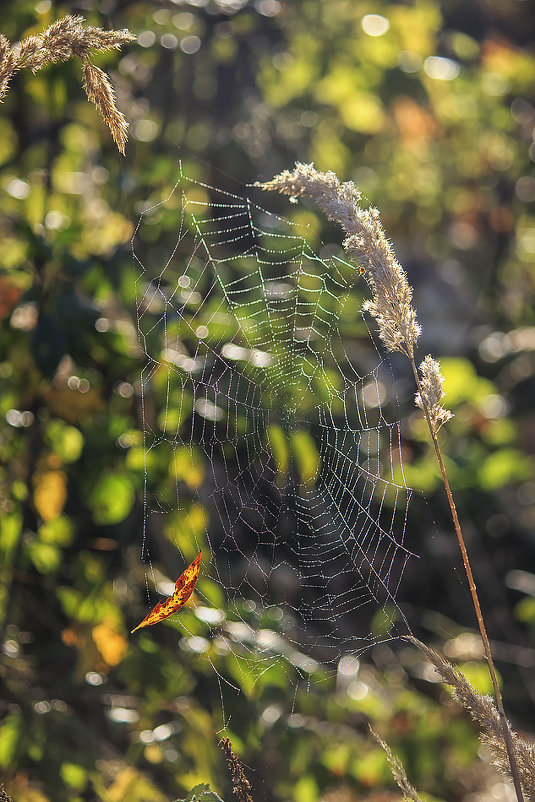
[409,355,525,802]
[258,162,527,800]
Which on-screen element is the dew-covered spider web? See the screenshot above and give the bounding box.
[131,161,418,684]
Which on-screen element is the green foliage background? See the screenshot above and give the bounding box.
[1,0,535,800]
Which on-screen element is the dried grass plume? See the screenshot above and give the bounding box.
[0,15,135,153]
[369,728,423,802]
[258,162,421,358]
[409,636,535,798]
[261,163,523,800]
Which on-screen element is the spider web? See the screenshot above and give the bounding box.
[131,161,417,679]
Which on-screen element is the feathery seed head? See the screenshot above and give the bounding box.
[82,59,129,155]
[415,355,453,431]
[258,162,421,357]
[409,638,534,798]
[0,15,134,151]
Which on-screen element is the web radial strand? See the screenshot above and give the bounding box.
[131,162,417,666]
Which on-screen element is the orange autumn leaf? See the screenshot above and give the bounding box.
[131,551,201,634]
[92,619,128,667]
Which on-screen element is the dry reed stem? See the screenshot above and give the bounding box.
[409,637,535,798]
[0,15,135,153]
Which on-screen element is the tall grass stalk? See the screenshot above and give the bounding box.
[259,162,525,801]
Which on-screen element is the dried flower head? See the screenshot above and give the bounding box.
[258,162,421,357]
[414,355,453,431]
[219,736,254,802]
[0,15,134,153]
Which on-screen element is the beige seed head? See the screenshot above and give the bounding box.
[258,162,421,358]
[414,355,453,431]
[0,15,135,152]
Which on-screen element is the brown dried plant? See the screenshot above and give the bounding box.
[259,163,525,801]
[0,15,135,153]
[219,737,254,802]
[0,784,13,802]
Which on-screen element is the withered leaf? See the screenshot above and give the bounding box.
[131,551,201,634]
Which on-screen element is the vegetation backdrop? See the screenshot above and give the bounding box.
[1,0,535,800]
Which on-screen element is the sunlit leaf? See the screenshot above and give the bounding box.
[478,449,533,489]
[0,511,22,555]
[131,551,202,634]
[172,446,205,489]
[38,516,74,546]
[27,540,61,574]
[293,774,319,802]
[266,424,290,481]
[92,618,128,667]
[0,713,22,768]
[60,762,87,791]
[44,420,84,463]
[88,471,135,525]
[33,470,67,522]
[178,783,224,802]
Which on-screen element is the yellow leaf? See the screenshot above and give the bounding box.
[33,470,67,521]
[92,619,128,667]
[106,767,167,802]
[172,446,205,489]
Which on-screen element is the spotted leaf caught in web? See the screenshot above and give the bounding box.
[131,551,201,634]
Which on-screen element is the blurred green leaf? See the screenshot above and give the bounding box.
[178,784,224,802]
[38,516,74,547]
[44,420,84,463]
[290,429,320,486]
[293,774,319,802]
[478,449,533,489]
[88,471,135,525]
[27,539,61,574]
[266,424,290,481]
[59,762,87,792]
[0,714,22,768]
